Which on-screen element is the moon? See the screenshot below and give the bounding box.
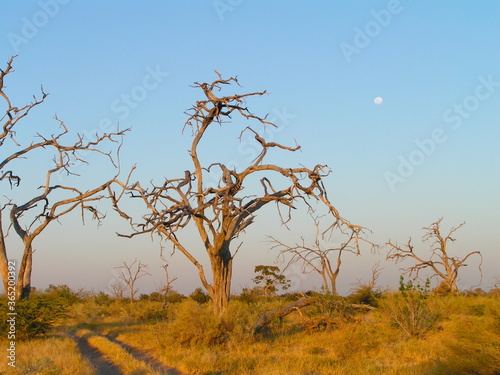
[374,97,383,105]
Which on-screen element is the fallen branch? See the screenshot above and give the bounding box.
[250,297,375,336]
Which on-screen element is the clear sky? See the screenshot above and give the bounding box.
[1,1,499,296]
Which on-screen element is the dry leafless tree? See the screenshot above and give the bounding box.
[156,255,178,307]
[272,213,373,295]
[0,55,128,299]
[114,258,151,303]
[386,218,482,294]
[110,281,127,299]
[111,72,364,315]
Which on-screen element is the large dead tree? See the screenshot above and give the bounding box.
[271,213,369,295]
[0,55,127,299]
[112,72,363,315]
[386,218,482,294]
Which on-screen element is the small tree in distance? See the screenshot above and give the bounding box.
[114,259,151,303]
[386,218,482,294]
[253,265,291,298]
[157,261,178,307]
[110,281,127,300]
[271,213,372,296]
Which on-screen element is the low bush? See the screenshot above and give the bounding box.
[0,295,67,340]
[347,284,382,307]
[235,286,264,304]
[165,290,186,304]
[189,287,211,304]
[44,284,86,305]
[93,291,113,306]
[378,277,440,337]
[165,299,231,347]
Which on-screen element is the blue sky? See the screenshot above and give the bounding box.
[1,1,499,296]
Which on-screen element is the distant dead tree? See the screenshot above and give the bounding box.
[352,261,383,291]
[114,259,151,303]
[110,281,127,299]
[157,256,178,307]
[0,55,128,299]
[386,218,482,294]
[111,72,364,315]
[272,214,372,295]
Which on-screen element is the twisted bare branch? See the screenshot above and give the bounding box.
[386,218,482,293]
[111,71,363,314]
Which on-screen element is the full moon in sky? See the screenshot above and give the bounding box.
[374,97,383,105]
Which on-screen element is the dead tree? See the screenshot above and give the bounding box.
[271,214,370,295]
[157,257,178,307]
[110,281,127,299]
[112,72,364,315]
[114,259,151,303]
[386,218,482,294]
[0,55,127,299]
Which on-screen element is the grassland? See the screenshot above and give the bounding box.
[1,286,499,374]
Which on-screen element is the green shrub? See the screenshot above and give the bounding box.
[0,295,67,340]
[189,287,210,304]
[347,284,382,307]
[44,284,85,306]
[66,301,111,323]
[379,277,439,337]
[235,287,264,303]
[165,290,186,304]
[148,292,162,301]
[166,299,230,347]
[110,300,170,322]
[280,292,303,302]
[93,291,113,306]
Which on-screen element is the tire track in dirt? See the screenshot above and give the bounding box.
[71,333,123,375]
[104,334,185,375]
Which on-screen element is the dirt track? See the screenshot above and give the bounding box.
[71,333,122,375]
[71,331,185,375]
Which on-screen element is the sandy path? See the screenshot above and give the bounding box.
[71,333,123,375]
[71,330,186,375]
[104,334,185,375]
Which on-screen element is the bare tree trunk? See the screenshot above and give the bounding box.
[0,211,9,294]
[317,257,332,295]
[326,251,342,296]
[16,242,33,300]
[329,276,337,296]
[209,243,233,316]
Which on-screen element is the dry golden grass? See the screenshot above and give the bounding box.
[75,328,155,374]
[104,296,500,374]
[0,334,95,375]
[6,293,499,374]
